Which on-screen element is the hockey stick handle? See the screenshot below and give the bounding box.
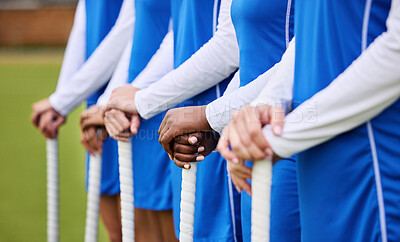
[118,141,134,241]
[251,159,272,242]
[179,162,197,242]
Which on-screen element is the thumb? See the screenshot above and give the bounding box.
[130,115,140,135]
[270,106,285,136]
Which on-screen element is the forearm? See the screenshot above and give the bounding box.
[135,0,239,119]
[55,0,86,90]
[206,39,296,133]
[49,0,135,115]
[265,2,400,157]
[97,39,133,106]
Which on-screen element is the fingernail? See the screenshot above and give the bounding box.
[273,126,283,136]
[184,164,190,169]
[232,158,239,164]
[188,136,198,144]
[196,156,204,161]
[198,146,205,152]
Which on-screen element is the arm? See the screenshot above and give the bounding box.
[55,0,86,90]
[134,0,239,119]
[49,0,135,116]
[131,28,174,89]
[206,39,296,133]
[265,1,400,158]
[96,39,133,106]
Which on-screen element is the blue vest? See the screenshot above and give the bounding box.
[128,0,171,82]
[171,0,230,106]
[231,0,294,86]
[294,0,400,241]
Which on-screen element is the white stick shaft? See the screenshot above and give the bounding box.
[179,162,197,242]
[251,159,272,242]
[84,153,102,242]
[118,141,134,242]
[46,139,59,242]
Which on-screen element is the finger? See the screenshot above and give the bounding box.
[233,175,250,194]
[105,112,128,137]
[104,116,120,140]
[270,106,285,136]
[174,152,204,162]
[81,135,96,156]
[188,132,202,145]
[173,134,190,145]
[112,111,131,133]
[39,117,53,139]
[230,175,241,193]
[130,115,140,135]
[238,108,268,159]
[159,131,174,156]
[31,111,41,127]
[230,163,252,179]
[227,123,254,161]
[159,128,179,148]
[87,128,98,153]
[174,158,191,169]
[49,115,64,136]
[173,142,201,154]
[217,128,239,163]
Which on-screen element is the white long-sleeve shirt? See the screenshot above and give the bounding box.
[49,0,135,116]
[96,29,174,105]
[53,0,86,92]
[96,39,133,106]
[205,39,296,133]
[134,0,239,119]
[262,0,400,158]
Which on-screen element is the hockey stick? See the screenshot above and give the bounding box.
[251,159,272,242]
[179,162,197,242]
[84,152,102,242]
[118,141,134,241]
[46,138,59,242]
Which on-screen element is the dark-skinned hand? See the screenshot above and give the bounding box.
[158,105,211,156]
[172,131,220,169]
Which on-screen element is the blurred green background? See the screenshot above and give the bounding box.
[0,47,109,241]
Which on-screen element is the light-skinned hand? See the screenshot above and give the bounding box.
[217,104,284,162]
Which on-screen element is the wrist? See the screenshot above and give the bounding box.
[199,105,212,131]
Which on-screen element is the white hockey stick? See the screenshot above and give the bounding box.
[179,162,197,242]
[84,153,102,242]
[46,138,59,242]
[118,141,134,241]
[251,159,272,242]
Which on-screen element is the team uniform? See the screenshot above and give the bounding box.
[128,0,173,210]
[249,0,400,241]
[230,1,300,240]
[168,1,241,241]
[293,0,399,240]
[48,0,134,195]
[84,0,123,196]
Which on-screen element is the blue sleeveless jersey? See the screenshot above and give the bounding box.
[294,0,400,240]
[169,1,240,241]
[231,1,300,241]
[128,0,172,210]
[85,0,123,195]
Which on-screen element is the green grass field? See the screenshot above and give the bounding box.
[0,48,109,241]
